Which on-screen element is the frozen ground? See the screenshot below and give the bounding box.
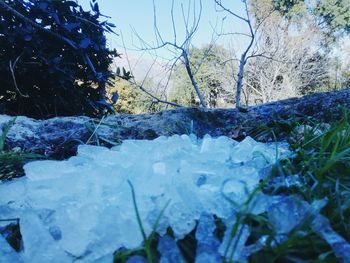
[0,134,293,262]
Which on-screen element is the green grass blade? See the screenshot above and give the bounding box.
[127,180,147,242]
[150,199,171,240]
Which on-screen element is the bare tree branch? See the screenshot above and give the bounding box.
[214,0,248,22]
[132,0,208,108]
[119,31,182,108]
[171,0,177,44]
[244,14,330,104]
[9,53,29,98]
[214,0,274,108]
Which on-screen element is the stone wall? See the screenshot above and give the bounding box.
[1,88,349,159]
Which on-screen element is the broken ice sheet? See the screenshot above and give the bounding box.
[218,216,250,261]
[195,213,221,263]
[200,135,237,163]
[267,195,312,235]
[0,234,22,263]
[20,211,71,263]
[0,134,290,262]
[230,136,284,164]
[158,235,184,263]
[267,195,327,235]
[312,214,350,262]
[267,196,350,262]
[126,255,147,263]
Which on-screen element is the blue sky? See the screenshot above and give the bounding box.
[79,0,246,56]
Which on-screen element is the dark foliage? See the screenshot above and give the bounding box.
[0,0,119,118]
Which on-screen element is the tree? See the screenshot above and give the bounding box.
[133,0,216,108]
[214,0,274,108]
[326,42,350,91]
[215,0,342,107]
[108,78,167,114]
[170,44,234,107]
[273,0,350,39]
[0,0,120,118]
[243,5,330,104]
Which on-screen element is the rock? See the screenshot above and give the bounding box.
[1,88,349,159]
[0,115,90,158]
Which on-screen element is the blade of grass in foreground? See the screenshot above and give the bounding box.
[127,180,171,263]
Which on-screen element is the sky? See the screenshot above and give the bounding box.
[78,0,247,58]
[76,1,350,88]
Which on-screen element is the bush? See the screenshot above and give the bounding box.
[109,79,167,114]
[0,0,118,118]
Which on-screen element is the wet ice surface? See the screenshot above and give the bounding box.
[157,235,184,263]
[0,134,293,262]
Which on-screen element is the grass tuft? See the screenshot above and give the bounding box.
[0,117,44,181]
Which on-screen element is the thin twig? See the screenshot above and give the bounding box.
[9,54,29,98]
[131,0,207,107]
[214,0,248,22]
[120,32,183,108]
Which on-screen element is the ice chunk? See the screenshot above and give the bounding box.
[200,135,236,163]
[176,184,203,216]
[167,202,197,239]
[268,196,350,262]
[158,235,184,263]
[91,253,114,263]
[263,174,303,192]
[195,213,220,263]
[54,205,98,256]
[219,218,250,261]
[116,216,144,248]
[74,253,114,263]
[24,160,73,181]
[240,236,268,259]
[230,136,257,163]
[153,162,167,175]
[0,234,22,263]
[0,178,26,210]
[126,255,147,263]
[20,211,71,263]
[312,214,350,261]
[0,134,290,262]
[77,144,123,167]
[221,166,260,205]
[247,192,272,215]
[77,144,110,159]
[267,195,311,234]
[230,137,289,165]
[217,214,268,261]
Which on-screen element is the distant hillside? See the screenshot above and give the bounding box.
[114,52,173,90]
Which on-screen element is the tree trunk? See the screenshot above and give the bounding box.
[182,52,207,108]
[236,54,246,108]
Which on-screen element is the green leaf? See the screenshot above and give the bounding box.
[0,117,16,152]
